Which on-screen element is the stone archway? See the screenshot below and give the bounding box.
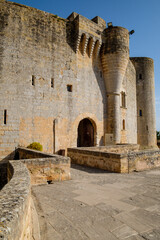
[77,118,95,147]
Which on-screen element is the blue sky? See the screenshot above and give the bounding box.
[10,0,160,130]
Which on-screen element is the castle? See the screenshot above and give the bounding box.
[0,0,157,161]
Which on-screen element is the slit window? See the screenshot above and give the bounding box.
[121,92,126,108]
[51,78,54,88]
[139,110,142,116]
[139,74,142,80]
[32,75,35,86]
[67,84,72,92]
[122,119,125,130]
[4,110,7,125]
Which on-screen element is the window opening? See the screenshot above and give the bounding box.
[139,110,142,116]
[4,110,7,125]
[51,78,54,88]
[122,119,125,130]
[67,85,72,92]
[121,92,126,108]
[139,74,142,80]
[32,75,35,86]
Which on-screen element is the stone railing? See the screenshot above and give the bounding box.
[0,160,40,240]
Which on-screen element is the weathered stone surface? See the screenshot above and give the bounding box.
[68,146,160,173]
[16,147,71,184]
[0,160,40,240]
[32,165,160,240]
[0,1,157,161]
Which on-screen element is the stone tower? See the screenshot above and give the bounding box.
[0,0,157,161]
[101,26,129,144]
[131,57,157,148]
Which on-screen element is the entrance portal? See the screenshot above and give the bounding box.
[77,118,94,147]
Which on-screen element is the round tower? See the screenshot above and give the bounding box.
[101,26,129,143]
[131,57,157,148]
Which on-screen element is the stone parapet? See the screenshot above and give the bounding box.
[0,161,39,240]
[16,147,71,184]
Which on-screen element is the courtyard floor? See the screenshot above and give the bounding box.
[32,165,160,240]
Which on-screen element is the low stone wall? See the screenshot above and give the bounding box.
[0,161,40,240]
[68,148,128,173]
[68,147,160,173]
[128,149,160,172]
[16,147,71,184]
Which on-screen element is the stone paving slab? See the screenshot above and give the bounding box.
[32,165,160,240]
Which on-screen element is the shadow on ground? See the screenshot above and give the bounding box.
[71,164,114,174]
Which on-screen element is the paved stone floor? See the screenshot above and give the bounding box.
[32,165,160,240]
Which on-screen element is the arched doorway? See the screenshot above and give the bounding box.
[77,118,95,147]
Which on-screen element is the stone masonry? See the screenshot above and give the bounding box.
[0,0,157,161]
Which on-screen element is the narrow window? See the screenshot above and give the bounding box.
[139,74,142,80]
[122,119,125,130]
[100,71,102,78]
[51,78,54,88]
[67,84,72,92]
[139,110,142,116]
[121,92,126,108]
[32,75,35,86]
[4,110,7,124]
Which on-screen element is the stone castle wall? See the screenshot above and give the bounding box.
[0,1,106,160]
[0,0,156,161]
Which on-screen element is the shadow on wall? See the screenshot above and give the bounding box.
[0,161,13,190]
[66,20,77,53]
[92,47,107,144]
